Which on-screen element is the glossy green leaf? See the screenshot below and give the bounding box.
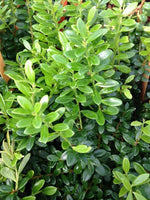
[96,109,105,126]
[72,145,91,153]
[133,162,146,174]
[102,97,122,107]
[25,60,35,82]
[32,179,45,195]
[93,91,101,105]
[81,110,97,119]
[78,86,93,93]
[42,186,57,196]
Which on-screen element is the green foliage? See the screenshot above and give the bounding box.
[0,0,150,199]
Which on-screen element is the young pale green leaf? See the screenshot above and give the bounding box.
[123,2,138,16]
[77,18,87,38]
[15,81,31,97]
[53,123,69,132]
[124,89,132,99]
[42,186,57,196]
[133,162,146,174]
[0,94,6,113]
[25,60,35,82]
[131,121,142,126]
[81,110,97,119]
[127,192,133,200]
[58,31,68,50]
[60,129,74,138]
[44,112,59,123]
[132,173,149,187]
[119,186,128,197]
[18,153,31,174]
[52,54,68,65]
[17,96,33,111]
[1,167,16,182]
[125,75,135,84]
[122,176,132,191]
[22,196,36,200]
[32,116,42,129]
[22,40,31,51]
[133,192,147,200]
[55,96,74,104]
[40,95,49,112]
[72,145,91,153]
[115,65,131,73]
[96,109,105,126]
[16,118,32,128]
[87,29,107,43]
[88,55,100,65]
[32,179,45,195]
[102,97,122,107]
[87,6,97,26]
[142,125,150,136]
[122,157,130,174]
[39,125,49,144]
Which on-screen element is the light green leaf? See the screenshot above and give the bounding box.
[81,110,97,119]
[25,60,35,82]
[131,121,142,126]
[1,167,16,182]
[133,192,147,200]
[42,186,57,196]
[124,89,132,99]
[122,157,130,174]
[15,82,31,97]
[87,29,107,43]
[32,116,42,129]
[39,125,49,144]
[132,173,149,186]
[115,65,131,73]
[22,40,31,51]
[53,123,69,132]
[72,145,91,153]
[77,18,87,38]
[18,153,31,174]
[96,109,105,126]
[52,54,68,65]
[123,2,138,16]
[17,96,33,111]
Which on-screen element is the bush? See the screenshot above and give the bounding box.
[0,0,150,199]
